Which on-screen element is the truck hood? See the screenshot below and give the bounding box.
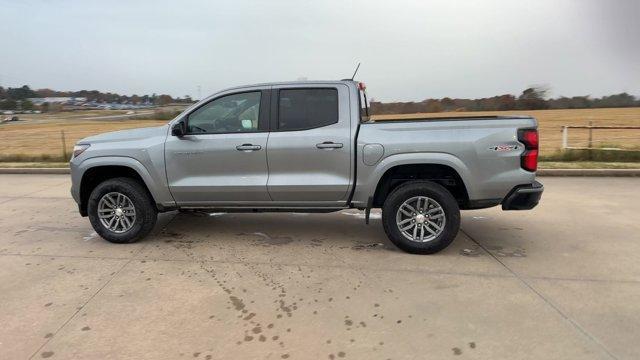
[79,125,168,144]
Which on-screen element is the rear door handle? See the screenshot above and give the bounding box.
[316,141,343,149]
[236,144,262,151]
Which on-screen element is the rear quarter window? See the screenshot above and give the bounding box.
[278,88,338,131]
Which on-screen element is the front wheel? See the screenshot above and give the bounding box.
[87,177,157,244]
[382,181,460,254]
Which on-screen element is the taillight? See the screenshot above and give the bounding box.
[518,129,538,172]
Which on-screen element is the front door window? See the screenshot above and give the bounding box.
[187,91,261,134]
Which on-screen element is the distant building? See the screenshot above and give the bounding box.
[28,97,87,105]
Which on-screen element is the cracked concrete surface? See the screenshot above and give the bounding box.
[0,175,638,359]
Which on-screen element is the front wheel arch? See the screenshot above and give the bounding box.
[79,165,156,216]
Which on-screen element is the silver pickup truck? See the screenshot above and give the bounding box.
[70,80,542,254]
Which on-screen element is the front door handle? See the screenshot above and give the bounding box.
[316,141,343,149]
[236,144,262,151]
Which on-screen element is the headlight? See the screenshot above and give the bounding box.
[72,144,91,158]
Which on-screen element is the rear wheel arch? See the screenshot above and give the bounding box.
[79,165,156,216]
[372,163,470,208]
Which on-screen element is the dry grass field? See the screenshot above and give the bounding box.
[0,119,167,160]
[373,107,640,156]
[1,107,639,161]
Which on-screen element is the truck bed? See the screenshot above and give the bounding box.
[351,115,537,206]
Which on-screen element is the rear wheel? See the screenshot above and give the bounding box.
[87,177,157,244]
[382,181,460,254]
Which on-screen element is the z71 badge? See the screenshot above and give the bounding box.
[489,144,519,152]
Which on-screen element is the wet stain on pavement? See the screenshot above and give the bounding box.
[495,247,526,257]
[352,242,384,250]
[229,296,245,311]
[485,244,527,257]
[164,238,194,249]
[238,232,294,246]
[459,246,482,257]
[308,238,325,247]
[461,244,527,257]
[161,230,185,239]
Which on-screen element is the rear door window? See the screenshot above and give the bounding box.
[278,89,338,131]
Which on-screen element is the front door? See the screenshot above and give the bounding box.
[266,86,352,204]
[165,90,271,206]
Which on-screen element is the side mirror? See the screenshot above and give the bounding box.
[171,121,186,137]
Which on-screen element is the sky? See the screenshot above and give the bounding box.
[1,0,638,102]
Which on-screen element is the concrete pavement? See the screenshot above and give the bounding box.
[0,175,638,359]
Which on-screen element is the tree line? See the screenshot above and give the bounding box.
[3,84,639,113]
[370,87,640,115]
[0,85,194,110]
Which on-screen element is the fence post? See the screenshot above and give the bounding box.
[60,130,67,160]
[562,126,568,150]
[587,120,594,161]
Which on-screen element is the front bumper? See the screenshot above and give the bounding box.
[502,180,543,210]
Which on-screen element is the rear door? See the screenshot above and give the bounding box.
[266,84,352,204]
[165,89,271,206]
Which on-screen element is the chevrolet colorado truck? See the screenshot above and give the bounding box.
[70,80,543,254]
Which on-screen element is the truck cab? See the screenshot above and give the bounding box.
[165,82,357,208]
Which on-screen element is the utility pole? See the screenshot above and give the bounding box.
[197,85,201,101]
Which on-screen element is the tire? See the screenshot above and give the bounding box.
[382,181,460,254]
[87,177,157,244]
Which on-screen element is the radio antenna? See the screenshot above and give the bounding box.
[350,62,361,80]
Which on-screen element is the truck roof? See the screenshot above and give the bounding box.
[220,79,357,92]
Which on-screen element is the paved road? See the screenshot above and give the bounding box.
[0,175,638,360]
